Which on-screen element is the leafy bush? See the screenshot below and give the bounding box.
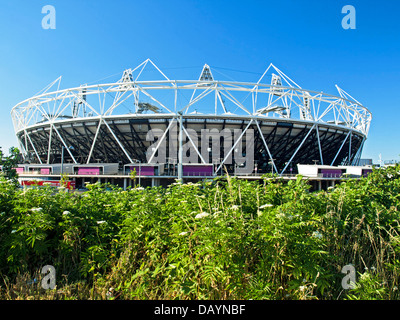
[0,165,400,299]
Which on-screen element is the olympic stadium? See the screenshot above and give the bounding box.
[10,59,372,188]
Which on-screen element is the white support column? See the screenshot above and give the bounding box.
[255,120,278,173]
[215,119,254,174]
[23,132,28,155]
[147,118,176,163]
[25,130,43,164]
[47,125,53,164]
[315,125,324,165]
[103,119,134,163]
[281,124,316,175]
[181,123,206,164]
[178,112,183,182]
[348,131,352,165]
[52,124,78,164]
[352,137,365,166]
[17,138,27,158]
[87,118,102,164]
[330,130,351,166]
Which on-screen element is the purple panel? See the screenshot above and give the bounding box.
[78,167,100,175]
[320,169,342,177]
[130,166,154,176]
[40,168,51,174]
[362,169,372,177]
[183,165,213,176]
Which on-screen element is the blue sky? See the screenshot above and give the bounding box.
[0,0,399,162]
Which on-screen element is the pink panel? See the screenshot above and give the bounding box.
[78,167,100,175]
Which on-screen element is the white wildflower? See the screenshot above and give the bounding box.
[299,286,306,292]
[97,220,106,225]
[312,231,323,239]
[62,211,70,215]
[195,212,210,219]
[106,287,114,299]
[30,207,42,212]
[259,204,273,209]
[135,187,144,191]
[179,231,188,236]
[11,230,17,234]
[231,205,240,210]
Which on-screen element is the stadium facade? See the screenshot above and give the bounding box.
[11,59,372,188]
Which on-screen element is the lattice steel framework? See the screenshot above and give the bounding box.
[11,59,372,175]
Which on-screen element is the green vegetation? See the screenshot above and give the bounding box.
[0,147,20,184]
[0,163,400,300]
